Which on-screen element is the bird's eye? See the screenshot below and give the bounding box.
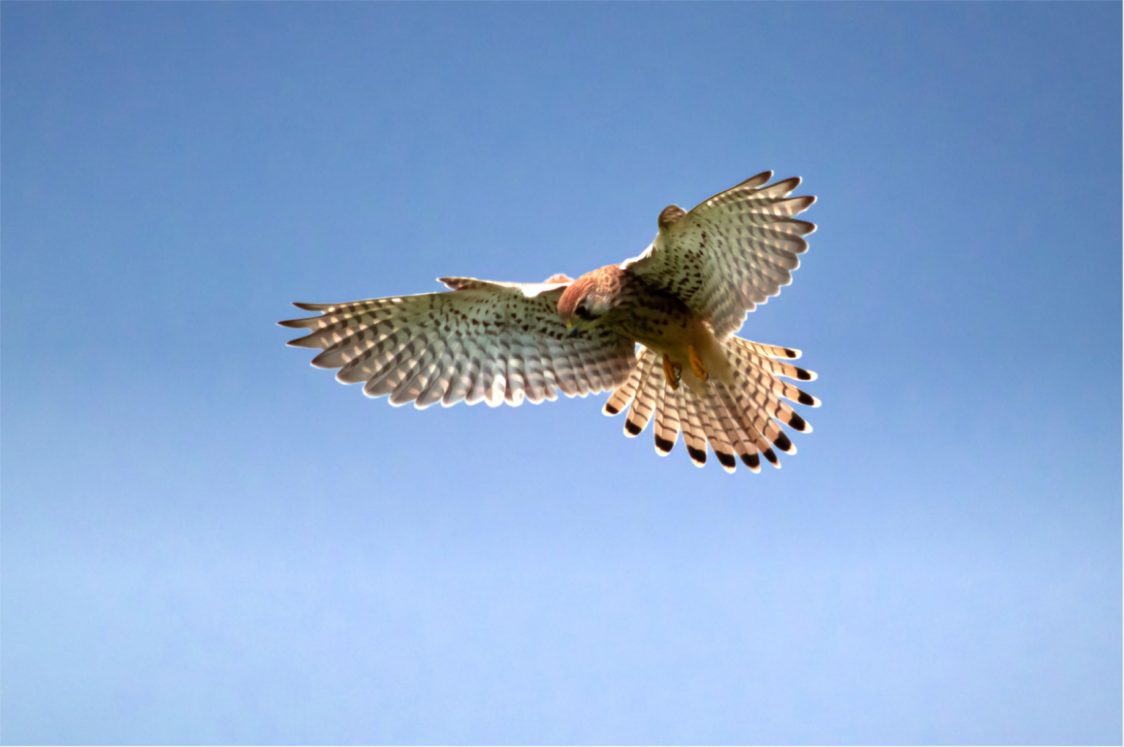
[575,305,595,321]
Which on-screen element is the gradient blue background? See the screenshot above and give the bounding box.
[2,3,1120,744]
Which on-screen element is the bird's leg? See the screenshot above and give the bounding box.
[688,344,709,381]
[662,354,681,390]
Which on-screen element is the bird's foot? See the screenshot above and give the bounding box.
[688,345,709,381]
[662,354,681,390]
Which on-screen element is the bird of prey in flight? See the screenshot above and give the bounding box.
[281,171,819,473]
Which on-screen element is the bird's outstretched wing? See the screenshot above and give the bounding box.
[621,171,816,339]
[280,277,637,409]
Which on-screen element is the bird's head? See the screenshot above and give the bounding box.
[557,272,615,336]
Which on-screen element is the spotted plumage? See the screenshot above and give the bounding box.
[282,170,820,473]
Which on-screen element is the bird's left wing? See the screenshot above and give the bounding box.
[621,171,816,339]
[281,276,637,409]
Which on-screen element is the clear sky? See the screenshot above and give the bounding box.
[2,2,1120,744]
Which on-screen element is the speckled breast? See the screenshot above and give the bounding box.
[605,273,698,351]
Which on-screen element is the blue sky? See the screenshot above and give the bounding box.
[2,2,1120,744]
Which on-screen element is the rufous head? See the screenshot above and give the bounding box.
[556,268,618,332]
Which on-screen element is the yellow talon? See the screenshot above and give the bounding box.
[662,354,681,390]
[688,345,708,381]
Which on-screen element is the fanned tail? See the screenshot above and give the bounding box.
[604,336,819,473]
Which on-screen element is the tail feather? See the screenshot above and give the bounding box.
[605,335,817,473]
[623,355,661,437]
[714,384,776,468]
[680,395,710,468]
[729,339,820,407]
[652,381,680,455]
[700,391,739,473]
[719,383,782,469]
[712,389,762,473]
[742,340,802,360]
[603,362,644,416]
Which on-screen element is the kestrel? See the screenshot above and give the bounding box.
[281,171,819,473]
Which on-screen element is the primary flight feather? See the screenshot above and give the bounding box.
[281,171,820,473]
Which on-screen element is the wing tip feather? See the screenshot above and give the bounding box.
[287,336,322,349]
[748,169,774,187]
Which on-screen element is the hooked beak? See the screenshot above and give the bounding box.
[565,319,584,338]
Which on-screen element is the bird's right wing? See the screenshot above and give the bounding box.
[621,171,816,339]
[280,276,637,409]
